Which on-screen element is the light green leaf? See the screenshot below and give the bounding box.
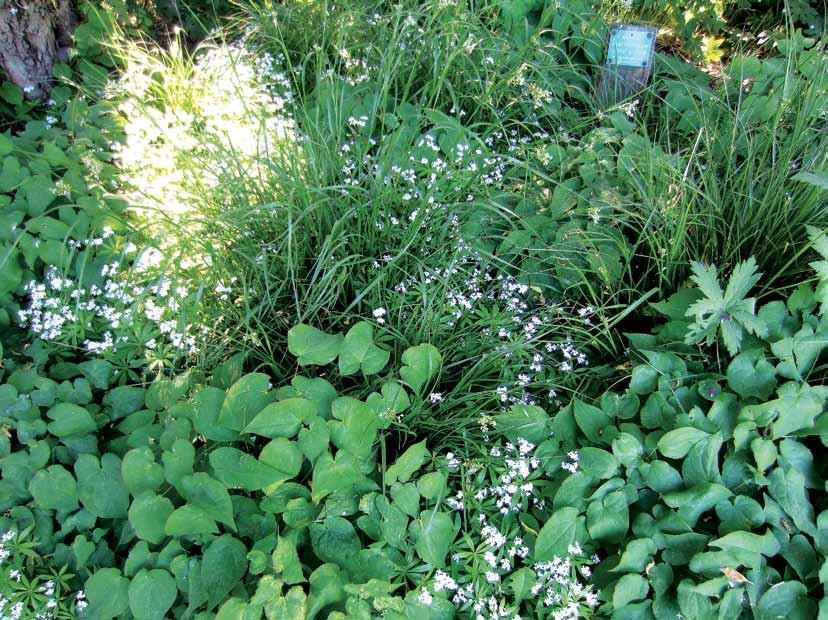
[218,373,273,432]
[85,569,130,619]
[210,446,287,491]
[658,427,711,460]
[412,510,456,568]
[535,507,578,562]
[29,465,78,512]
[386,440,430,485]
[129,492,174,545]
[45,402,96,437]
[288,324,343,366]
[244,398,315,438]
[338,321,390,376]
[180,473,236,529]
[128,569,177,619]
[121,448,164,495]
[400,344,441,393]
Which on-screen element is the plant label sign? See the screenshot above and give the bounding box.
[598,24,657,106]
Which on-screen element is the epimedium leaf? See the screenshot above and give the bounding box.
[767,466,817,536]
[330,396,380,458]
[399,344,441,394]
[287,324,343,366]
[162,438,195,491]
[165,504,218,537]
[128,569,177,620]
[75,453,129,519]
[218,372,274,432]
[311,451,368,503]
[129,491,174,545]
[573,398,613,445]
[298,416,330,464]
[338,321,390,376]
[193,386,239,442]
[494,404,550,445]
[29,464,78,512]
[385,440,430,485]
[535,506,578,562]
[180,472,236,529]
[658,427,711,460]
[244,397,316,438]
[45,402,97,437]
[201,534,248,611]
[121,447,164,496]
[209,446,287,491]
[310,516,362,566]
[259,438,303,482]
[85,568,130,619]
[411,510,457,568]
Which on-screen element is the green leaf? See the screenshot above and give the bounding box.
[244,398,315,438]
[385,440,430,485]
[307,564,346,620]
[311,451,367,503]
[767,467,817,536]
[587,489,629,543]
[218,373,273,432]
[298,416,330,463]
[579,447,619,481]
[75,453,129,519]
[412,510,456,568]
[121,448,164,495]
[612,538,657,573]
[85,569,130,619]
[399,344,441,393]
[494,405,550,444]
[165,504,218,536]
[663,484,732,528]
[658,427,710,460]
[613,573,649,609]
[311,516,362,565]
[201,535,248,611]
[128,569,177,619]
[288,324,343,366]
[727,350,777,400]
[573,398,612,445]
[338,321,390,376]
[792,171,828,190]
[45,402,97,436]
[273,532,306,584]
[181,473,236,529]
[129,492,174,545]
[29,464,78,512]
[709,529,780,557]
[259,438,303,481]
[162,438,195,490]
[535,507,578,561]
[193,386,238,442]
[756,581,807,620]
[210,446,287,491]
[331,396,380,458]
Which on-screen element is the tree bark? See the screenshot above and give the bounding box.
[0,0,77,100]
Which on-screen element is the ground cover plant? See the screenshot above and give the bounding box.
[1,0,828,618]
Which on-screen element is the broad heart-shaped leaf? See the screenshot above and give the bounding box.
[298,416,330,464]
[310,516,362,565]
[573,398,613,445]
[75,453,129,519]
[193,386,239,442]
[338,321,390,376]
[288,324,343,366]
[162,438,195,491]
[180,473,236,529]
[259,438,303,482]
[218,373,274,432]
[399,344,441,394]
[385,440,430,485]
[767,466,817,536]
[330,396,380,458]
[29,464,78,512]
[244,398,316,438]
[756,581,808,619]
[311,451,369,503]
[45,402,97,436]
[85,569,130,619]
[128,568,177,619]
[121,447,164,496]
[307,564,346,620]
[726,349,777,400]
[494,405,550,444]
[411,510,457,568]
[209,446,287,491]
[367,381,411,427]
[165,504,218,536]
[201,535,248,611]
[536,507,578,561]
[658,427,710,460]
[129,492,174,545]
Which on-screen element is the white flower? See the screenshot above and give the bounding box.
[418,587,433,605]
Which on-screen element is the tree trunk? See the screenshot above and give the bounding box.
[0,0,78,100]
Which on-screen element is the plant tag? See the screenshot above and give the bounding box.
[598,24,657,107]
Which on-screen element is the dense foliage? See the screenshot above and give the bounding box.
[1,0,828,618]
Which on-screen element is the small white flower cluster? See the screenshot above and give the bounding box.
[0,531,14,564]
[561,450,580,474]
[17,260,198,357]
[417,440,600,619]
[473,439,543,515]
